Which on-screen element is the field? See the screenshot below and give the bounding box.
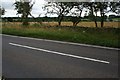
[2,21,120,28]
[2,22,120,48]
[41,22,120,28]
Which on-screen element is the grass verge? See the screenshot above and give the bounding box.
[2,23,120,48]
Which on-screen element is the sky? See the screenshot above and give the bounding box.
[1,0,117,17]
[1,0,52,17]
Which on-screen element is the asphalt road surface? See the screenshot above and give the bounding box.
[2,35,119,78]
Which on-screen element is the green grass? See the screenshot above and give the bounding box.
[112,18,120,21]
[2,23,120,48]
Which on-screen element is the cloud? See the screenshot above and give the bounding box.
[2,1,16,17]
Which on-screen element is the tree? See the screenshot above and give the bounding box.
[86,2,109,28]
[96,2,108,28]
[85,2,99,28]
[109,1,120,15]
[43,2,74,26]
[69,2,85,27]
[0,6,5,17]
[14,0,35,26]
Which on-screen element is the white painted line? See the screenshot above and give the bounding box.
[3,34,120,50]
[9,42,110,64]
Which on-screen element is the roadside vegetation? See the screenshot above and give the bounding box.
[1,1,120,48]
[2,22,119,48]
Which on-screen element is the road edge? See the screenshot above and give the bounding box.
[2,34,120,51]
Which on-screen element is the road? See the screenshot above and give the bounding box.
[2,35,119,78]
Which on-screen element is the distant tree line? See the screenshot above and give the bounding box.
[2,15,120,22]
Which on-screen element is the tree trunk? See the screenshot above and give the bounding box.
[94,11,98,28]
[58,17,62,26]
[101,17,104,28]
[58,21,61,26]
[23,19,29,26]
[94,20,97,28]
[58,15,63,26]
[90,6,98,28]
[100,11,104,28]
[73,22,77,27]
[22,9,29,26]
[23,18,29,26]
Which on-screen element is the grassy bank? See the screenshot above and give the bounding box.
[2,23,120,48]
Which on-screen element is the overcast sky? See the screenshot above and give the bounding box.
[1,0,117,17]
[1,0,54,17]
